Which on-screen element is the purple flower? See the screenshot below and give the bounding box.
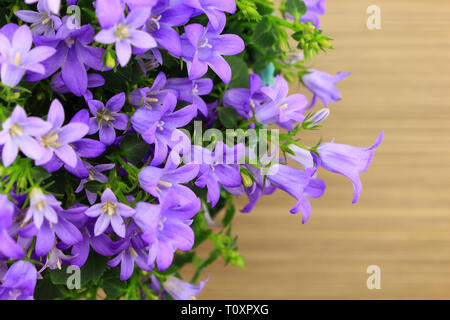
[144,0,194,57]
[318,131,384,203]
[166,77,213,116]
[129,72,174,110]
[25,191,62,236]
[185,0,236,30]
[181,17,244,84]
[256,75,308,130]
[95,0,158,29]
[19,202,83,256]
[107,223,151,281]
[303,69,350,108]
[135,53,160,76]
[0,261,37,300]
[150,274,208,300]
[95,8,157,67]
[75,163,115,204]
[39,109,107,178]
[51,71,105,100]
[138,156,200,205]
[135,190,200,271]
[190,142,244,207]
[131,93,196,165]
[0,195,25,260]
[301,0,326,29]
[88,93,129,146]
[16,1,62,37]
[36,99,89,168]
[0,105,51,167]
[0,25,55,87]
[236,163,326,223]
[223,73,266,119]
[85,188,135,238]
[28,21,107,97]
[25,0,61,15]
[42,246,74,270]
[287,145,315,169]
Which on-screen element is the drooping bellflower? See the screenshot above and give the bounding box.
[318,131,384,203]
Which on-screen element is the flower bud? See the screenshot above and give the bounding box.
[105,51,116,69]
[241,172,253,188]
[309,108,330,125]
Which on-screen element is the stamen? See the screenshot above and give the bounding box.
[13,52,21,66]
[9,123,24,138]
[114,24,131,40]
[158,180,172,188]
[102,201,117,216]
[96,109,116,126]
[41,131,61,148]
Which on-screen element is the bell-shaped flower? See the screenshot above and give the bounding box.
[303,69,350,108]
[318,131,384,203]
[149,274,209,300]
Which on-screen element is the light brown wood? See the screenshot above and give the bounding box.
[184,0,450,299]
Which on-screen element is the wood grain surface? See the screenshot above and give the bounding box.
[186,0,450,299]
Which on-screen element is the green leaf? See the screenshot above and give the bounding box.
[285,0,307,19]
[217,107,239,129]
[36,274,63,300]
[252,17,277,53]
[79,253,109,286]
[30,166,51,182]
[102,269,127,299]
[119,134,150,164]
[225,56,249,88]
[84,181,104,193]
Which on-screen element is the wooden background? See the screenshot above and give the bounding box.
[187,0,450,299]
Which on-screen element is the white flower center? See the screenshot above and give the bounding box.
[9,123,24,138]
[115,24,131,41]
[102,201,117,216]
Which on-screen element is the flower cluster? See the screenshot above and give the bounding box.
[0,0,382,300]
